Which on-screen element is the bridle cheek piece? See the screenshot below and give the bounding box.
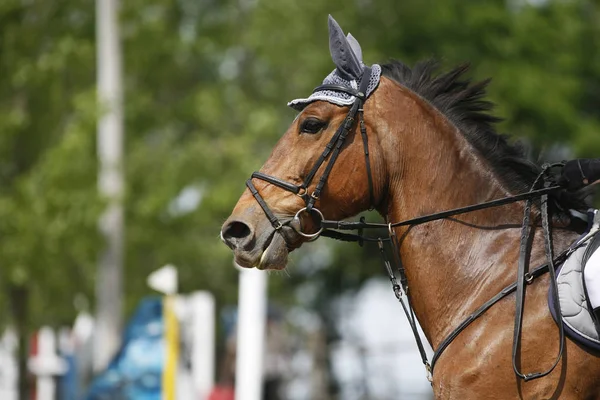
[245,67,375,240]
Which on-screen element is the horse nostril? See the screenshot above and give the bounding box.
[221,220,253,249]
[226,221,251,239]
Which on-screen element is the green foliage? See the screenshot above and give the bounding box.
[1,0,600,333]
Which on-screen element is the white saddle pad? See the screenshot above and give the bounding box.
[556,244,600,344]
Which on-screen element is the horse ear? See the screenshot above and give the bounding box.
[346,33,363,63]
[328,15,362,80]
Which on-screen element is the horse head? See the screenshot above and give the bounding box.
[221,16,389,270]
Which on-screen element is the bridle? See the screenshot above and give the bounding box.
[244,66,571,384]
[246,67,375,239]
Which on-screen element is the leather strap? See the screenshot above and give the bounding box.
[429,254,563,371]
[251,172,301,195]
[359,109,375,209]
[302,118,348,190]
[320,186,561,231]
[306,68,373,211]
[536,189,565,379]
[246,179,284,230]
[379,237,431,376]
[511,197,534,378]
[307,102,360,211]
[512,171,565,381]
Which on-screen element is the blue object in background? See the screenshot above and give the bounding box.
[58,350,77,400]
[85,297,165,400]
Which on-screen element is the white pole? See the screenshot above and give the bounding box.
[95,0,124,372]
[35,328,55,400]
[0,329,18,400]
[27,328,68,400]
[189,292,215,400]
[235,268,267,400]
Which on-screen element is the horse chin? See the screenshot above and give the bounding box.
[232,229,290,270]
[257,232,289,270]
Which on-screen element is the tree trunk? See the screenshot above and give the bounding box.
[8,284,29,400]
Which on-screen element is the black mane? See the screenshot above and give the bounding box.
[380,59,585,213]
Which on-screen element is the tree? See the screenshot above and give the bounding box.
[2,0,600,398]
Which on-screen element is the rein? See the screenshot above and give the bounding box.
[245,67,569,384]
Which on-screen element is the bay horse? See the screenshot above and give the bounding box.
[220,19,600,399]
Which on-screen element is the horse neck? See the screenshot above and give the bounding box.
[374,84,539,348]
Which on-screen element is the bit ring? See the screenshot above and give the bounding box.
[292,207,324,238]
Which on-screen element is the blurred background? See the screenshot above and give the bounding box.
[1,0,600,399]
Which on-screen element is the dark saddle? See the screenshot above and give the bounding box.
[549,211,600,352]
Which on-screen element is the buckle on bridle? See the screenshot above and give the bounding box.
[388,223,395,237]
[296,187,307,198]
[292,207,324,239]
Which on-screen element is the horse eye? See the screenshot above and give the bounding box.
[300,118,326,135]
